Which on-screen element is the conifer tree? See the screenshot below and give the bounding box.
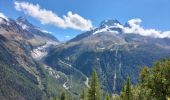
[120,77,132,100]
[88,70,101,100]
[105,93,111,100]
[80,89,88,100]
[60,92,67,100]
[126,77,132,100]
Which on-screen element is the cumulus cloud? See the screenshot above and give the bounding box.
[0,12,8,24]
[14,1,93,31]
[115,18,170,38]
[0,12,8,20]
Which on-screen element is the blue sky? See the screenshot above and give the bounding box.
[0,0,170,41]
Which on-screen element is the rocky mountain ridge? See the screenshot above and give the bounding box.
[45,19,170,93]
[1,16,170,99]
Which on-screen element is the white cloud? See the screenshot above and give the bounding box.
[14,1,93,31]
[65,35,71,38]
[0,12,8,24]
[115,18,170,38]
[40,29,52,34]
[0,12,8,20]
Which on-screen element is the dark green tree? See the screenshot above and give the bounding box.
[88,70,101,100]
[118,59,170,100]
[80,89,88,100]
[105,93,111,100]
[120,77,132,100]
[125,77,132,100]
[60,92,67,100]
[131,59,170,100]
[143,59,170,100]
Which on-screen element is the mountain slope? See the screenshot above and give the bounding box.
[0,16,62,99]
[1,15,170,99]
[45,19,170,93]
[0,15,88,99]
[16,16,58,44]
[0,34,46,100]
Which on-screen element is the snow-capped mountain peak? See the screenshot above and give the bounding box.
[93,19,122,34]
[99,19,121,28]
[0,13,9,25]
[16,16,35,30]
[17,16,28,23]
[0,17,9,25]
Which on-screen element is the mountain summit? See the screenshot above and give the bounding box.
[99,19,121,28]
[45,18,170,93]
[16,16,35,29]
[1,16,170,99]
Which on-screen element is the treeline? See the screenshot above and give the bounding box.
[53,59,170,100]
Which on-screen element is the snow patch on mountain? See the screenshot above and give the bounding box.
[93,25,119,34]
[17,22,28,30]
[92,18,170,38]
[84,77,89,87]
[0,12,8,21]
[0,13,9,24]
[31,42,57,60]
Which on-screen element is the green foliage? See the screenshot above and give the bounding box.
[112,95,121,100]
[140,59,170,100]
[70,95,74,100]
[0,63,44,100]
[121,59,170,100]
[105,93,111,100]
[131,84,152,100]
[120,77,132,100]
[60,92,67,100]
[56,96,59,100]
[140,66,150,83]
[44,59,170,100]
[88,70,101,100]
[80,89,88,100]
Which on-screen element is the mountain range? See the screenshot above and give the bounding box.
[0,16,170,100]
[45,19,170,93]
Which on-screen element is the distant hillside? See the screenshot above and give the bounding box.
[45,19,170,93]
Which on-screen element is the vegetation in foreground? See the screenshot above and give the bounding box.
[52,59,170,100]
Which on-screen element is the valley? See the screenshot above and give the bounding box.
[0,14,170,100]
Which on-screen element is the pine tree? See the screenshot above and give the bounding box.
[88,70,101,100]
[105,93,111,100]
[126,77,132,100]
[80,89,88,100]
[120,77,132,100]
[130,59,170,100]
[60,92,67,100]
